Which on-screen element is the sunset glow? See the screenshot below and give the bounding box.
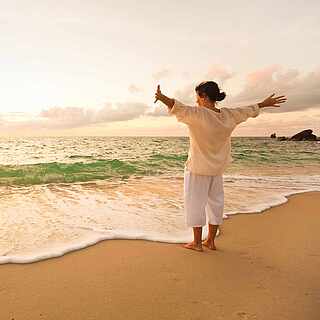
[1,0,319,136]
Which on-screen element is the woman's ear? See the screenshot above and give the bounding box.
[203,94,209,103]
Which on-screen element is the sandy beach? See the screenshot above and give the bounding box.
[1,191,319,320]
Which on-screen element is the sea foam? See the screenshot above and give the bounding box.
[1,174,319,264]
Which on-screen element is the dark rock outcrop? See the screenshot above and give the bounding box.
[277,136,288,141]
[289,129,317,141]
[270,133,276,138]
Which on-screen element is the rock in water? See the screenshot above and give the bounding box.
[290,129,317,141]
[277,136,288,141]
[270,133,276,138]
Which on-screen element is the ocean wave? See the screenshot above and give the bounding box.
[0,154,187,186]
[0,174,319,264]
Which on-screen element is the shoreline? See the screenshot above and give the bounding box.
[1,187,320,265]
[1,191,319,319]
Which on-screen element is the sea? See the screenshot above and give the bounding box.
[0,136,319,264]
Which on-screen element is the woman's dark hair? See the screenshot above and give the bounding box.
[195,81,226,102]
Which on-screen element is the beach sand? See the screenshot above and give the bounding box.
[1,191,319,320]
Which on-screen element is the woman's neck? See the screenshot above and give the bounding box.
[204,104,220,113]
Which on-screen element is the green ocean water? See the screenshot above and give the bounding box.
[1,136,320,264]
[0,136,319,186]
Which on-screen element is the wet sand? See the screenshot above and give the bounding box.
[1,191,319,320]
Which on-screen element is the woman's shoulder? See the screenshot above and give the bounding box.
[219,107,233,117]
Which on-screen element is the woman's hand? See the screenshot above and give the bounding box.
[258,93,287,108]
[154,84,162,103]
[153,84,175,108]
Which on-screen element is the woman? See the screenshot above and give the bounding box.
[154,81,287,252]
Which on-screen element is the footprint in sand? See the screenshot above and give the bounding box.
[234,311,258,319]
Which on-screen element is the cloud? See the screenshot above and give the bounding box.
[39,107,94,128]
[158,64,235,105]
[128,84,143,94]
[152,68,172,81]
[167,64,320,115]
[173,82,197,105]
[95,102,148,123]
[229,65,320,113]
[204,64,235,84]
[40,102,149,128]
[0,101,150,131]
[149,65,320,118]
[2,65,319,135]
[145,104,168,117]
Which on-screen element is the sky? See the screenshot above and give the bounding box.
[0,0,319,136]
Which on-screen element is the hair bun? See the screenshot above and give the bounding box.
[216,91,226,101]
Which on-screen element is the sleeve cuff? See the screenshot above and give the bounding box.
[168,98,182,115]
[252,103,260,117]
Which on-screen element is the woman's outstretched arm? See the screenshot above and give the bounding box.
[154,84,202,125]
[230,93,287,125]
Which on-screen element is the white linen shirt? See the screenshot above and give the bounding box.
[168,99,260,175]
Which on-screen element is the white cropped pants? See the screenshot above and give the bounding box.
[184,169,224,227]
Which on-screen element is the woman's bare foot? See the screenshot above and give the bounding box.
[183,241,203,252]
[202,239,217,250]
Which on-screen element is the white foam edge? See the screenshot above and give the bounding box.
[0,231,194,265]
[225,188,320,216]
[1,188,319,265]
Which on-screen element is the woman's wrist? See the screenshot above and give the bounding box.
[159,94,174,108]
